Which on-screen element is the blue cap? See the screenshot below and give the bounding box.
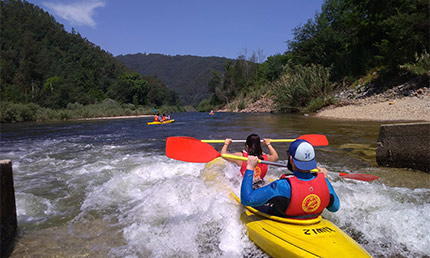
[289,139,317,171]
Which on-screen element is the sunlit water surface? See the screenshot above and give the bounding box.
[1,112,429,257]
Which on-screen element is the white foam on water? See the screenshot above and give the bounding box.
[15,192,56,224]
[78,156,263,257]
[327,179,430,257]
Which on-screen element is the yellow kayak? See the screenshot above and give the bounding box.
[231,193,372,258]
[147,119,175,125]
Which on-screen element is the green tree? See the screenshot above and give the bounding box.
[287,0,429,80]
[256,54,290,84]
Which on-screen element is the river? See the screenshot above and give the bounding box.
[1,112,429,257]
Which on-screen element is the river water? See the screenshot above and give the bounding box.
[1,112,429,258]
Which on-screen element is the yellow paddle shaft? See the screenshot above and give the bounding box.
[201,139,295,143]
[221,154,318,172]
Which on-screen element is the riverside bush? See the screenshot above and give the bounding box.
[272,64,332,113]
[1,99,183,123]
[400,50,430,76]
[197,99,213,112]
[0,102,38,122]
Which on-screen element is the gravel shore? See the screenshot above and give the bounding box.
[315,96,430,121]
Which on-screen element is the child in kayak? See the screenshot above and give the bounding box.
[221,134,279,185]
[241,139,340,219]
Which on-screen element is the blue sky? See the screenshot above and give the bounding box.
[27,0,323,60]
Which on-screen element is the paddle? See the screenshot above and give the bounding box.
[201,134,329,146]
[166,136,379,182]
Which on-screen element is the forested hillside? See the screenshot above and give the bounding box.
[116,53,230,106]
[1,0,428,121]
[0,0,181,122]
[201,0,429,113]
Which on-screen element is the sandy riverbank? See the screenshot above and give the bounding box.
[315,96,430,122]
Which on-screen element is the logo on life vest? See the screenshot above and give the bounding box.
[302,194,321,213]
[254,166,261,179]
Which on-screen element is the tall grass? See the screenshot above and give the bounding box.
[271,64,333,113]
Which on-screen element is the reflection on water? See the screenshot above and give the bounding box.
[1,112,429,257]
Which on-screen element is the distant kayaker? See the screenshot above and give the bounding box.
[154,113,160,122]
[221,134,279,184]
[241,139,340,219]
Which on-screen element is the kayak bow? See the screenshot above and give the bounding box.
[231,193,372,258]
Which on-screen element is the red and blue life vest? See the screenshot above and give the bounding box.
[240,151,268,180]
[285,173,330,219]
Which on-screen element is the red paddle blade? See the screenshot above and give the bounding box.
[339,173,379,182]
[297,134,329,146]
[166,136,221,163]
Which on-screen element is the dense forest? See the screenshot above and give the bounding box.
[116,54,230,107]
[200,0,429,113]
[0,0,181,122]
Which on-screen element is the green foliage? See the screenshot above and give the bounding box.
[304,96,335,113]
[43,76,61,91]
[256,54,290,84]
[400,50,430,76]
[0,102,38,122]
[272,64,332,113]
[0,0,181,115]
[237,98,246,111]
[287,0,429,80]
[107,72,150,105]
[196,99,213,112]
[207,58,259,106]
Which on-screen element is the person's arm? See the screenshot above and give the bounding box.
[325,179,340,212]
[221,138,242,166]
[263,139,279,162]
[220,138,232,154]
[241,156,285,206]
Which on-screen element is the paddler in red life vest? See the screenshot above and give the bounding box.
[154,113,160,122]
[240,139,340,219]
[162,114,168,121]
[221,134,279,185]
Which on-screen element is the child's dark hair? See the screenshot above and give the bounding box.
[286,150,293,171]
[246,134,263,159]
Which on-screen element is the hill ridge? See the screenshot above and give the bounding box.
[116,53,231,106]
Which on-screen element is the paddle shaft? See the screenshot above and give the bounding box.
[202,139,295,143]
[221,154,318,172]
[201,134,328,146]
[221,154,378,181]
